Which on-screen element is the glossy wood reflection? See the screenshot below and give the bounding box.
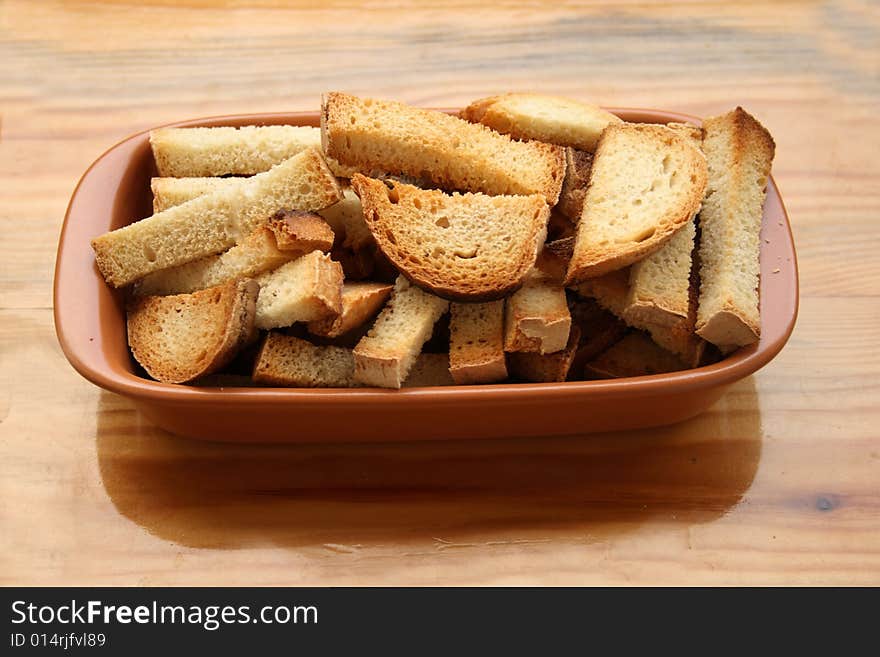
[1,0,879,585]
[95,385,762,549]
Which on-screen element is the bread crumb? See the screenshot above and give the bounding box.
[772,267,780,273]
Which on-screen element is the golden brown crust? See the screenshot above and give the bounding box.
[267,209,335,253]
[307,282,393,338]
[322,92,566,204]
[352,174,549,302]
[127,278,259,384]
[461,93,622,151]
[449,301,508,384]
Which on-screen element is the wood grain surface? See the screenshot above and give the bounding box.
[1,0,879,585]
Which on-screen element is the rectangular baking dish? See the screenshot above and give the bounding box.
[54,108,798,443]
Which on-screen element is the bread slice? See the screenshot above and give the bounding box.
[572,267,631,317]
[564,123,707,284]
[402,353,455,387]
[504,275,571,354]
[508,324,581,383]
[696,107,775,348]
[127,278,259,384]
[461,93,621,152]
[624,123,704,327]
[253,334,453,388]
[135,226,294,297]
[625,217,697,328]
[307,282,393,338]
[322,92,566,203]
[92,148,342,287]
[319,186,374,251]
[150,124,355,178]
[449,301,508,384]
[253,333,359,387]
[152,177,227,213]
[152,176,362,251]
[666,122,704,147]
[556,148,594,222]
[573,267,706,367]
[267,209,335,253]
[254,251,344,330]
[353,276,449,388]
[352,174,549,301]
[585,332,686,379]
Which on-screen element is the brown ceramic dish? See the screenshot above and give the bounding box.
[54,108,798,443]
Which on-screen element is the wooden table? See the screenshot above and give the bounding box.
[1,0,878,586]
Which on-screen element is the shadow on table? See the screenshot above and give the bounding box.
[95,379,762,549]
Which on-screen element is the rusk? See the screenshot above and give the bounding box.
[353,276,449,388]
[352,174,549,301]
[564,123,707,283]
[322,92,566,203]
[92,148,342,287]
[127,279,259,384]
[696,107,775,348]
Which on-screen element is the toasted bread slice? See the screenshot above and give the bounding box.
[625,217,697,328]
[253,333,359,387]
[624,122,704,327]
[556,148,594,222]
[322,92,566,203]
[267,209,335,253]
[462,94,621,152]
[352,175,549,301]
[307,282,393,338]
[150,125,355,178]
[135,226,294,297]
[402,353,456,387]
[152,178,369,254]
[508,324,581,383]
[666,122,704,144]
[504,275,571,354]
[449,301,508,384]
[319,186,374,251]
[564,124,707,284]
[573,267,706,367]
[253,334,454,388]
[92,148,342,287]
[127,278,259,384]
[696,107,775,348]
[585,332,686,379]
[353,276,449,388]
[572,267,631,317]
[151,177,228,213]
[255,251,344,330]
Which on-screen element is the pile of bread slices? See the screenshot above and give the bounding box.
[90,93,775,388]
